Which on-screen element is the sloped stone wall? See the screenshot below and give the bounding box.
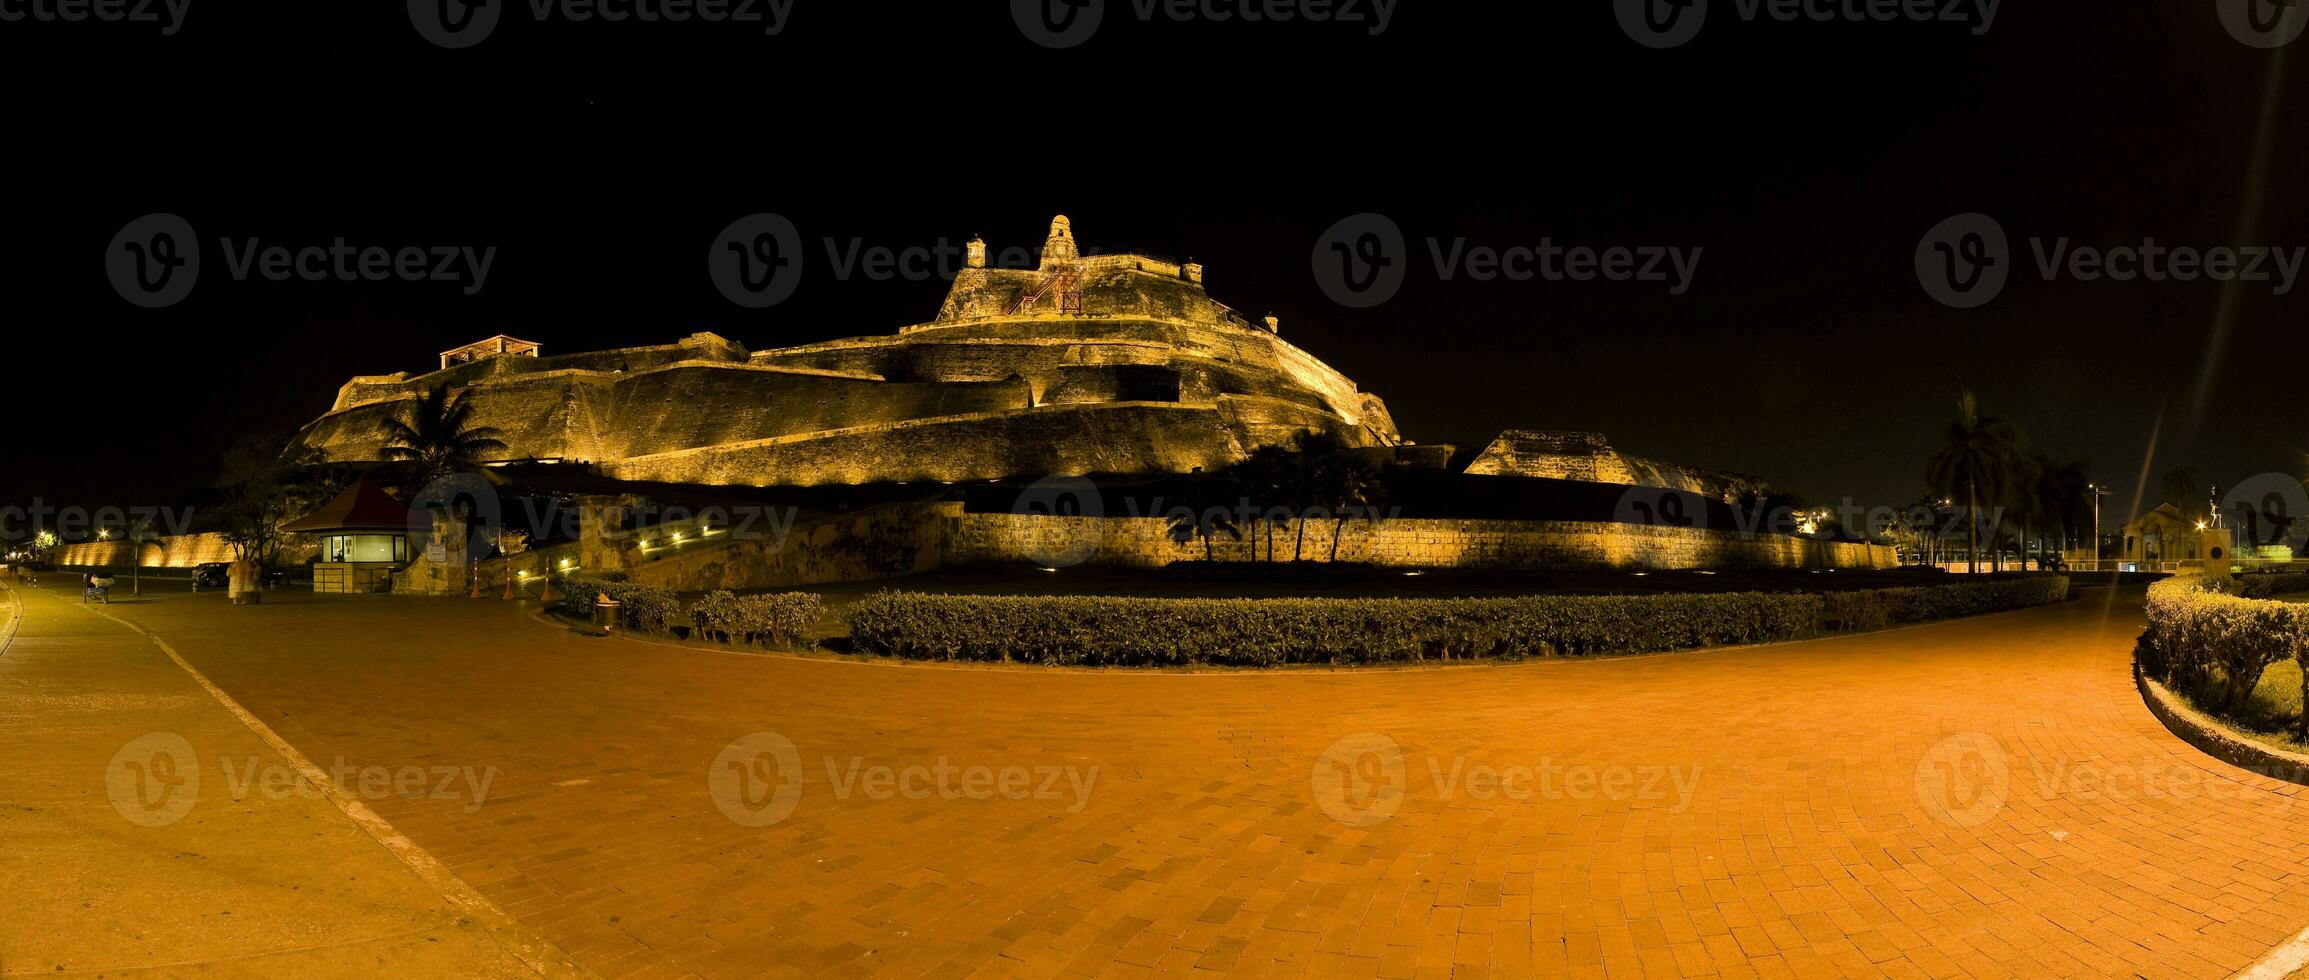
[948,513,1895,572]
[52,532,319,569]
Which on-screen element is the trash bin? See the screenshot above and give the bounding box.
[593,594,620,632]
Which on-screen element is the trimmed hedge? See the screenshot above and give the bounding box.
[2143,573,2309,712]
[555,575,682,635]
[691,590,821,650]
[846,577,2070,667]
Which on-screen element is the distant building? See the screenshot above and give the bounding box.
[2119,503,2231,570]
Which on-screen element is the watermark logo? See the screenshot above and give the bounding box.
[106,732,200,828]
[106,213,201,309]
[1915,212,2009,309]
[1013,0,1103,47]
[2224,473,2309,553]
[410,0,791,47]
[1917,211,2305,308]
[1316,212,1702,308]
[1615,0,1707,48]
[709,731,804,827]
[406,471,504,565]
[1915,732,2008,827]
[1620,0,1994,48]
[1,0,189,33]
[106,733,494,826]
[1311,732,1406,827]
[1312,213,1407,308]
[709,212,804,308]
[1012,475,1106,569]
[104,212,496,309]
[1013,0,1391,46]
[2219,0,2307,48]
[409,0,501,47]
[1612,486,1709,530]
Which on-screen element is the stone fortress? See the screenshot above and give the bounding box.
[293,216,1762,504]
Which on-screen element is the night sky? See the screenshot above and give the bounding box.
[3,2,2301,530]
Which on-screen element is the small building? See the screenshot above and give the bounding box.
[2119,503,2232,570]
[282,478,424,593]
[440,335,541,370]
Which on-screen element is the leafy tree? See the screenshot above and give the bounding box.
[2163,466,2201,522]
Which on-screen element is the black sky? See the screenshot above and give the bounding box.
[2,2,2301,530]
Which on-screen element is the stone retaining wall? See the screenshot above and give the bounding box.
[947,512,1895,571]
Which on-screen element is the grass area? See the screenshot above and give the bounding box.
[2174,659,2309,753]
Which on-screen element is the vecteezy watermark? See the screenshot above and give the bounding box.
[1011,0,1394,48]
[2223,473,2309,555]
[1916,212,2306,309]
[402,472,800,567]
[1311,732,1703,827]
[0,0,190,34]
[708,731,1099,827]
[106,732,497,827]
[2218,0,2307,48]
[1615,0,1997,49]
[1312,212,1702,308]
[708,212,1117,309]
[1013,475,1107,569]
[408,0,793,48]
[1915,732,2298,829]
[0,501,195,544]
[106,213,498,309]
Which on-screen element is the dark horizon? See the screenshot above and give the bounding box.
[2,3,2301,529]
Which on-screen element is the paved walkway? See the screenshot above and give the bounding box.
[0,581,568,977]
[10,581,2309,978]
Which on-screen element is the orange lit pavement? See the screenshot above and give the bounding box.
[11,580,2309,978]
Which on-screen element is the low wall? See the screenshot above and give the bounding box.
[947,513,1896,571]
[51,532,319,569]
[615,502,948,592]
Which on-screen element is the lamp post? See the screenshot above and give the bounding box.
[2090,484,2110,570]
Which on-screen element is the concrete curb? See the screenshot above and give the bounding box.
[2131,656,2309,787]
[2131,649,2309,980]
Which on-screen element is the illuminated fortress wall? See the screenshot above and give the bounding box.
[52,533,320,570]
[293,218,1399,485]
[1463,431,1772,501]
[949,513,1896,572]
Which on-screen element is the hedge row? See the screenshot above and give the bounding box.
[2143,573,2309,713]
[555,576,683,634]
[691,590,821,650]
[845,577,2070,667]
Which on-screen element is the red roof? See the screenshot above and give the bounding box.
[281,478,424,534]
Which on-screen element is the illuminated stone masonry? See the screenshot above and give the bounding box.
[295,217,1402,485]
[293,216,1754,505]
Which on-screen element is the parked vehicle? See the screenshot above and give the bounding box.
[192,563,229,589]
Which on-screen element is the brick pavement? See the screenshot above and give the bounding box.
[29,582,2309,978]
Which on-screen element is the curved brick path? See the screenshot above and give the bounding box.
[44,583,2309,978]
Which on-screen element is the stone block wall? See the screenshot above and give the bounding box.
[615,501,948,592]
[52,532,319,569]
[946,513,1895,572]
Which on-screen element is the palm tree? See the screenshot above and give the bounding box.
[1315,454,1387,562]
[1165,473,1242,562]
[378,387,510,485]
[1233,444,1294,563]
[1926,391,2026,574]
[2163,466,2201,522]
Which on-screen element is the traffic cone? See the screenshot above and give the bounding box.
[538,576,554,604]
[502,574,515,600]
[467,561,480,599]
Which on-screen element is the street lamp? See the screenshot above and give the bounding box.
[2089,484,2110,569]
